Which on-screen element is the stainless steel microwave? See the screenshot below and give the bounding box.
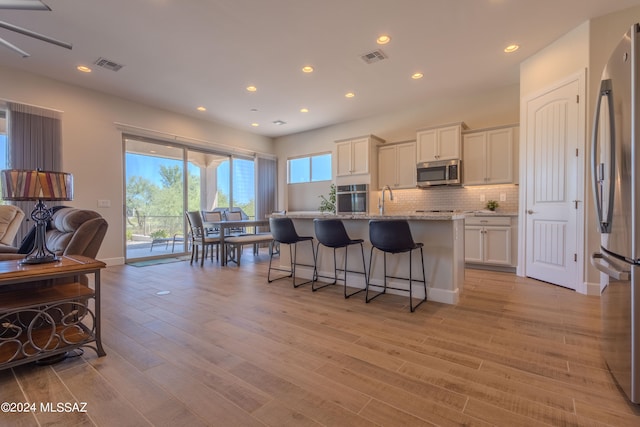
[416,159,462,187]
[336,184,368,214]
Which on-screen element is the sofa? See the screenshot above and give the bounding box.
[0,205,25,253]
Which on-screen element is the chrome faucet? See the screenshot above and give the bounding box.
[379,185,394,215]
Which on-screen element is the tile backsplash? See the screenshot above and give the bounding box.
[377,184,519,214]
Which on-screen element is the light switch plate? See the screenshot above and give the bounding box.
[500,193,506,201]
[480,194,485,202]
[97,199,111,208]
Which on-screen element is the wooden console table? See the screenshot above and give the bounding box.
[0,255,106,370]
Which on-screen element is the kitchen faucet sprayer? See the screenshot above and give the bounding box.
[379,185,394,215]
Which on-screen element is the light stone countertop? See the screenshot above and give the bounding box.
[279,211,467,220]
[278,210,519,220]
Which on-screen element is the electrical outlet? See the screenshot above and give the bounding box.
[480,194,485,202]
[500,193,506,202]
[97,199,111,208]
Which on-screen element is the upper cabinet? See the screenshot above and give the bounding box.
[463,125,519,185]
[378,140,416,189]
[416,122,467,163]
[335,135,384,185]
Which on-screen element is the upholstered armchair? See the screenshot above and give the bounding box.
[0,205,25,253]
[0,207,108,261]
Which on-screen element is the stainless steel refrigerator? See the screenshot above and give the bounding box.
[591,23,640,404]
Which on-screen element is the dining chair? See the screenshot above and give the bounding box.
[201,210,222,235]
[224,210,248,236]
[185,211,220,266]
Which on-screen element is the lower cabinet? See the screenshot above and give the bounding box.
[465,216,517,269]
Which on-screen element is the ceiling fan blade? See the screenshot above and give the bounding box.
[0,35,29,57]
[0,0,50,10]
[0,20,71,49]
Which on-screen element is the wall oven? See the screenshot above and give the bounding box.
[416,159,461,187]
[336,184,368,214]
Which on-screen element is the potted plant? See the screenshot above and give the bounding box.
[485,200,499,211]
[319,184,336,214]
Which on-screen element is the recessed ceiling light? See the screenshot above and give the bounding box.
[302,66,314,73]
[300,108,309,113]
[196,106,206,112]
[411,72,424,80]
[345,92,355,98]
[246,85,257,92]
[76,65,91,73]
[504,44,519,53]
[377,35,391,45]
[251,123,259,127]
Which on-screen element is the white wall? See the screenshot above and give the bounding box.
[0,65,274,265]
[519,22,590,98]
[274,84,520,211]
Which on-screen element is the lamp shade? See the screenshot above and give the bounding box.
[0,169,73,201]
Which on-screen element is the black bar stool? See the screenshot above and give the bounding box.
[268,217,316,287]
[367,219,427,312]
[312,218,367,298]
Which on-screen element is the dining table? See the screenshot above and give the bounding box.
[203,218,270,266]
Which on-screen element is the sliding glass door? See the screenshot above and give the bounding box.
[125,138,187,260]
[124,136,257,261]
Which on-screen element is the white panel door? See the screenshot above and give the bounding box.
[524,79,580,289]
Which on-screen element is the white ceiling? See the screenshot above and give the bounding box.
[1,0,639,138]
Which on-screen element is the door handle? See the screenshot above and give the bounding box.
[527,209,535,215]
[591,78,615,234]
[591,253,630,281]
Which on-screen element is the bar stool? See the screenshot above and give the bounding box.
[268,217,316,287]
[367,219,427,312]
[312,218,367,298]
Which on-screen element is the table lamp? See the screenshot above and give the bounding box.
[0,169,73,264]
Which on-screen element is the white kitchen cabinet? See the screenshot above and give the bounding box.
[416,122,467,163]
[465,216,516,268]
[378,140,416,189]
[335,135,384,184]
[463,125,519,185]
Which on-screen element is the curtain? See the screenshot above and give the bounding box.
[255,157,277,226]
[6,102,63,243]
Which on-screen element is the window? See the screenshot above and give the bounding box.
[124,136,259,260]
[288,153,331,183]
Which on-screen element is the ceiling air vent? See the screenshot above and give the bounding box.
[360,49,387,64]
[94,57,124,72]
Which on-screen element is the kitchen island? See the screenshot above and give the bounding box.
[273,212,465,305]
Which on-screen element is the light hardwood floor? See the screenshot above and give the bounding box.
[1,252,640,426]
